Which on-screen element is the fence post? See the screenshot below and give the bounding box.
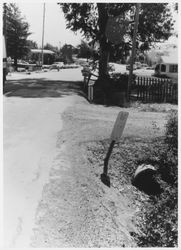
[133,76,176,104]
[148,78,151,102]
[163,80,167,103]
[88,84,94,102]
[137,76,139,100]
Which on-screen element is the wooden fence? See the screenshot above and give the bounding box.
[131,76,178,104]
[83,72,178,104]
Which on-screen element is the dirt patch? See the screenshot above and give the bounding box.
[31,97,170,247]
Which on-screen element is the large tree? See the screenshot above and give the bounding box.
[3,3,31,69]
[27,40,38,49]
[77,40,98,60]
[60,44,74,64]
[44,43,59,52]
[58,3,174,79]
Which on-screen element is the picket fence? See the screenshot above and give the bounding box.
[132,76,178,103]
[83,73,178,104]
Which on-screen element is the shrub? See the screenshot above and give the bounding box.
[159,110,178,184]
[164,110,178,155]
[111,73,136,92]
[136,186,178,247]
[135,110,178,247]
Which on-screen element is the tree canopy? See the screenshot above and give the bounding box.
[59,3,174,77]
[27,40,38,49]
[3,3,31,68]
[59,3,174,51]
[60,44,74,64]
[76,40,99,60]
[44,43,59,52]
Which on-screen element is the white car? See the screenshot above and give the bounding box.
[50,62,64,71]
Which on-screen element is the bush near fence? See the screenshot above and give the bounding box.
[82,71,177,105]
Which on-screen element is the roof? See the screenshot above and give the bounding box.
[31,49,55,54]
[161,51,178,64]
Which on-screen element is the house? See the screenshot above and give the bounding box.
[30,49,55,65]
[154,51,178,80]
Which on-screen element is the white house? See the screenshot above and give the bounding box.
[154,51,178,80]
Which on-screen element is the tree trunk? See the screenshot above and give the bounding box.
[97,3,109,79]
[99,41,110,78]
[14,57,18,71]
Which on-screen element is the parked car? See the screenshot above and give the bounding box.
[62,63,80,69]
[17,60,29,65]
[49,62,64,71]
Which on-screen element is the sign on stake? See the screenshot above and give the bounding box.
[110,111,129,142]
[101,111,129,187]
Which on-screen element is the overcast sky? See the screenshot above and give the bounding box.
[17,1,178,49]
[17,2,83,48]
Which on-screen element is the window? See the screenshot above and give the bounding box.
[161,64,166,72]
[169,64,178,73]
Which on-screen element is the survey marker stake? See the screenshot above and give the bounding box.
[101,111,129,187]
[101,140,115,187]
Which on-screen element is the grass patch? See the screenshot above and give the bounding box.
[130,101,177,113]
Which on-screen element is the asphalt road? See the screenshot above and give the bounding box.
[3,69,83,247]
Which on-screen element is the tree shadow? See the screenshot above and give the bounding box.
[3,77,86,98]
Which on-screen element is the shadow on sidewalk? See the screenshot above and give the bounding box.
[3,78,86,98]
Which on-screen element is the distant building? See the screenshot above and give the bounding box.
[30,49,55,65]
[154,50,178,80]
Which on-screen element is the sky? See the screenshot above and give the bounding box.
[16,1,178,50]
[17,2,83,48]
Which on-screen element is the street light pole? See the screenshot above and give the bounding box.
[41,3,46,67]
[127,3,141,101]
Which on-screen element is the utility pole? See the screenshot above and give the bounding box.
[127,3,141,101]
[3,3,7,39]
[41,3,46,67]
[3,3,7,86]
